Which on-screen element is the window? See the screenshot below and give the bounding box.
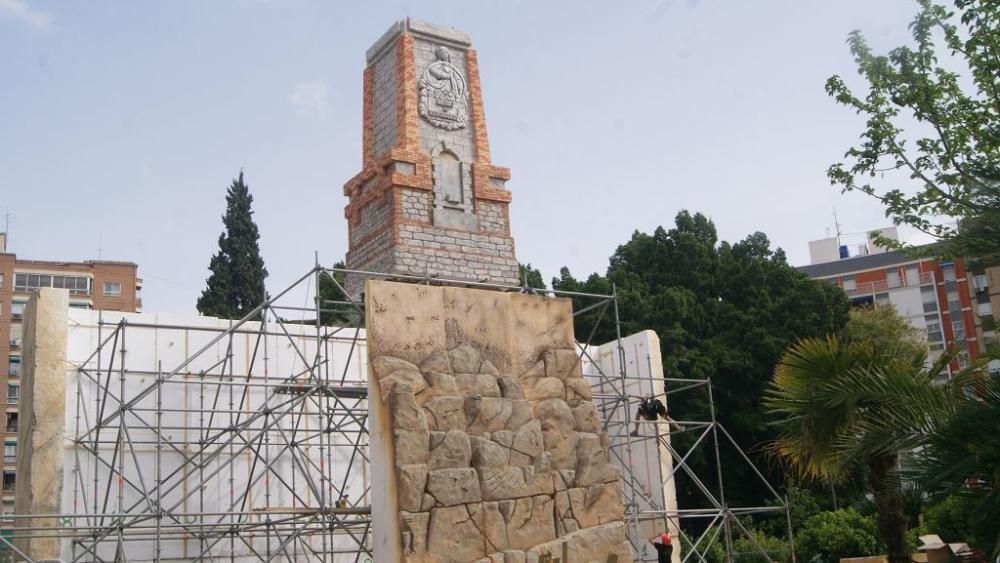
[926,315,943,343]
[102,281,122,296]
[875,293,890,307]
[7,357,19,377]
[0,273,3,288]
[842,276,856,292]
[2,471,15,492]
[979,301,994,317]
[4,443,15,464]
[942,263,956,282]
[953,320,965,342]
[921,286,938,313]
[13,273,90,295]
[10,302,25,320]
[974,274,989,292]
[886,269,900,288]
[958,352,971,369]
[4,413,16,433]
[6,385,18,404]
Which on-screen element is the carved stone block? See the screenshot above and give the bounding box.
[426,468,481,506]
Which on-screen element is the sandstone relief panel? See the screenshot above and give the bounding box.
[366,280,632,563]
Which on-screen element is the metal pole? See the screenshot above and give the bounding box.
[707,380,734,563]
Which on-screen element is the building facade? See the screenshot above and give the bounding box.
[969,264,1000,375]
[799,230,982,380]
[0,232,141,515]
[343,18,520,295]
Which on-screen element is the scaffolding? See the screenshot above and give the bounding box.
[1,262,793,563]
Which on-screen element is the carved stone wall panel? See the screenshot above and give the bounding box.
[366,280,630,562]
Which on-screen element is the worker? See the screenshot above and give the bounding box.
[632,395,668,436]
[649,531,673,563]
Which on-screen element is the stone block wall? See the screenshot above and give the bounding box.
[366,281,632,563]
[401,189,432,222]
[477,201,508,235]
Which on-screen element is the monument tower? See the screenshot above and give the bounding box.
[344,19,519,294]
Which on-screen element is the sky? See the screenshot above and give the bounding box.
[0,0,931,313]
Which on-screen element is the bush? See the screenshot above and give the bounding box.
[795,509,884,563]
[921,494,997,553]
[733,530,792,563]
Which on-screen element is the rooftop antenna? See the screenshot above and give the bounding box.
[832,207,843,246]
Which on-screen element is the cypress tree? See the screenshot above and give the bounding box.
[196,171,268,319]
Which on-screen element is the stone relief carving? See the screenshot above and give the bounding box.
[419,46,469,131]
[371,340,632,562]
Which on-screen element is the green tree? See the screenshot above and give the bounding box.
[197,171,269,319]
[826,0,1000,263]
[316,261,362,326]
[765,306,963,563]
[795,509,884,563]
[518,263,546,290]
[554,211,851,510]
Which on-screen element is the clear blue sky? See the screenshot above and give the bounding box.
[1,0,925,312]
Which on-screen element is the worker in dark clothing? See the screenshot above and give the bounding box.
[632,395,668,436]
[650,531,673,563]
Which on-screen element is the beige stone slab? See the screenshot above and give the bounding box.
[14,288,69,561]
[367,281,447,365]
[366,280,628,563]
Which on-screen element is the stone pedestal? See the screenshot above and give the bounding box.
[14,288,68,561]
[366,280,631,563]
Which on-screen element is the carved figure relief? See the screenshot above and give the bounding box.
[366,282,633,562]
[419,46,469,130]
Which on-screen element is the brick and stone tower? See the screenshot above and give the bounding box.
[344,19,518,295]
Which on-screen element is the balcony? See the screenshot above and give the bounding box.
[843,271,934,296]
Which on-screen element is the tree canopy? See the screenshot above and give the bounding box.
[826,0,1000,263]
[554,211,851,509]
[197,171,269,319]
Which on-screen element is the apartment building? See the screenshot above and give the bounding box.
[969,264,1000,372]
[0,233,141,515]
[798,228,983,380]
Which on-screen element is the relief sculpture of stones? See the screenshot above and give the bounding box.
[366,280,632,563]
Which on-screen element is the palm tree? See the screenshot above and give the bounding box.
[910,375,1000,556]
[764,307,965,563]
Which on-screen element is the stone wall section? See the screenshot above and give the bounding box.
[365,281,632,563]
[476,201,508,235]
[351,193,393,247]
[401,189,432,223]
[372,47,399,159]
[397,224,518,284]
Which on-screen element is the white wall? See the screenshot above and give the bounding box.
[888,286,926,321]
[61,310,370,562]
[583,330,680,563]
